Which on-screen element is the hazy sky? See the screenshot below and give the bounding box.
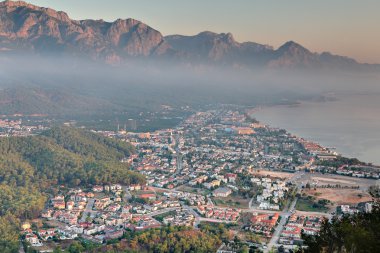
[25,0,380,63]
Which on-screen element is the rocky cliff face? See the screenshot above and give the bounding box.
[268,41,320,68]
[0,1,375,70]
[165,31,273,65]
[0,0,170,62]
[165,33,369,70]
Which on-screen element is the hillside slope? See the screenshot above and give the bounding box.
[0,126,144,251]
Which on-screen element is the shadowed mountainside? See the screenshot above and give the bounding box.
[0,0,378,70]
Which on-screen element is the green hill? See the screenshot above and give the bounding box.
[0,126,144,252]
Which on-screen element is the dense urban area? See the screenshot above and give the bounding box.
[2,108,376,253]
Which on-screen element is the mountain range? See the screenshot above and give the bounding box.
[0,0,378,70]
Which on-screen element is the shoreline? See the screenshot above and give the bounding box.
[248,100,380,167]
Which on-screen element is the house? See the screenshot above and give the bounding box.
[217,243,237,253]
[225,173,237,183]
[204,180,221,189]
[129,184,142,191]
[233,127,255,135]
[21,222,31,230]
[105,230,124,240]
[41,209,53,218]
[53,201,66,210]
[53,195,65,201]
[66,201,75,210]
[139,193,156,200]
[213,187,232,197]
[25,234,43,247]
[110,184,122,191]
[83,227,97,235]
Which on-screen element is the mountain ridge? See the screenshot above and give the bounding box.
[0,0,377,70]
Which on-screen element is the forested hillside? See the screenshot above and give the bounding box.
[0,127,145,252]
[86,224,228,253]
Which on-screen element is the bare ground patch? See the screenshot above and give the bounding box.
[253,170,294,179]
[303,188,372,205]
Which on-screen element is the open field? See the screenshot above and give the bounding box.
[303,188,372,205]
[312,176,356,185]
[252,170,294,179]
[309,174,377,190]
[133,190,156,195]
[176,185,211,195]
[296,196,330,213]
[212,195,250,208]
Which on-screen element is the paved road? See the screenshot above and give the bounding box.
[183,205,200,218]
[123,186,132,201]
[265,171,307,253]
[80,198,95,222]
[198,217,235,224]
[182,205,202,228]
[207,196,215,207]
[151,186,183,194]
[249,196,255,209]
[148,207,179,217]
[19,243,25,253]
[265,197,298,253]
[172,134,183,177]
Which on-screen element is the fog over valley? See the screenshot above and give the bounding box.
[0,55,378,117]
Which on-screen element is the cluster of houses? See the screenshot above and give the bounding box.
[298,138,337,159]
[22,223,79,247]
[0,118,49,137]
[247,212,280,237]
[337,202,374,215]
[27,179,225,249]
[251,176,288,210]
[132,198,181,214]
[121,109,314,197]
[161,209,195,227]
[312,165,380,179]
[163,191,207,206]
[122,129,182,189]
[43,190,94,226]
[197,206,241,222]
[26,184,164,247]
[189,173,237,193]
[125,216,161,231]
[279,214,323,245]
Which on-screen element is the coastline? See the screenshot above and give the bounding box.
[249,97,380,166]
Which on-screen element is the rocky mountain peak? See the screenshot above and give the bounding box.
[267,41,318,68]
[0,0,70,21]
[277,41,311,55]
[0,1,169,61]
[0,1,373,70]
[1,0,29,8]
[223,32,235,43]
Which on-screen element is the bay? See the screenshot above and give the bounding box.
[252,94,380,165]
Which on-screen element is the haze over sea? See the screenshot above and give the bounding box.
[253,94,380,165]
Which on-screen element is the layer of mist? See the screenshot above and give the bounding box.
[0,55,378,116]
